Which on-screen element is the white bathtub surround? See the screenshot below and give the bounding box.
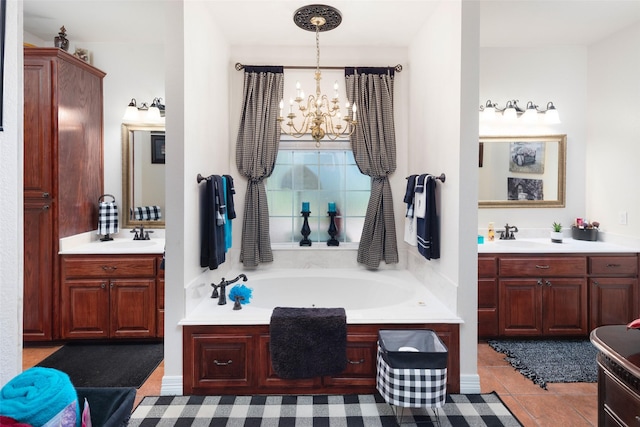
[181,268,461,326]
[406,249,458,314]
[269,243,408,270]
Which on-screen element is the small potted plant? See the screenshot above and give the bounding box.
[551,222,563,243]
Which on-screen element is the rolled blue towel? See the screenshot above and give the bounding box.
[0,367,80,427]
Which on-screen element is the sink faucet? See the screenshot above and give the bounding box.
[211,274,248,305]
[130,226,153,240]
[499,224,519,240]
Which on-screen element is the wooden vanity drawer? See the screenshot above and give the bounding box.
[478,257,497,277]
[499,256,586,277]
[589,256,637,276]
[62,256,156,278]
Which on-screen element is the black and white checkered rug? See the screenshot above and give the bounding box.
[129,393,522,426]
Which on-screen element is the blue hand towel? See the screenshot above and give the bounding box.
[0,367,80,427]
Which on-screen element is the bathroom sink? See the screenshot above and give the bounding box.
[494,240,548,248]
[106,240,157,249]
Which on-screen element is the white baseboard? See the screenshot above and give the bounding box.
[459,374,481,394]
[160,375,183,395]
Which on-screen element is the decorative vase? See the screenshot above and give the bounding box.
[550,231,563,243]
[54,26,69,51]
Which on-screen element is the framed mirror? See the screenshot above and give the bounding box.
[121,123,166,228]
[479,134,566,208]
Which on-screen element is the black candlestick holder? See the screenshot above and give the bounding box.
[327,211,339,246]
[300,211,312,246]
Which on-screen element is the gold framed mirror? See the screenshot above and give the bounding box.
[479,134,566,208]
[121,123,166,228]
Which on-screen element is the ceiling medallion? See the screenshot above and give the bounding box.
[293,4,342,32]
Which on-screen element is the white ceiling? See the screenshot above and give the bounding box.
[23,0,640,47]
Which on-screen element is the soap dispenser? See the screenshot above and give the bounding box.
[488,222,495,241]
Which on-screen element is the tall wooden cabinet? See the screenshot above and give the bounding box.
[23,48,105,341]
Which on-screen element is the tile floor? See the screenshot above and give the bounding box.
[22,341,597,426]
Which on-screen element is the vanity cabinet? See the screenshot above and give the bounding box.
[499,256,588,336]
[23,48,105,341]
[60,254,162,339]
[183,323,460,395]
[478,252,639,338]
[589,255,639,330]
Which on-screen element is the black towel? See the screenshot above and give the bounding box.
[417,175,440,260]
[200,175,226,269]
[269,307,347,379]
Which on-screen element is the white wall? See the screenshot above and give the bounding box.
[407,0,480,393]
[587,22,640,240]
[0,0,24,386]
[478,46,588,232]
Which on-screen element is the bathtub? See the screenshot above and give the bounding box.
[181,268,462,395]
[181,268,461,325]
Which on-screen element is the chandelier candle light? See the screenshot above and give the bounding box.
[278,4,357,146]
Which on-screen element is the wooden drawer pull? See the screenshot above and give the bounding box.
[606,263,622,268]
[101,265,118,271]
[213,359,233,366]
[348,358,365,365]
[535,265,550,269]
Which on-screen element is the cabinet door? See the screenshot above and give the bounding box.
[478,278,499,337]
[499,279,542,336]
[23,58,53,199]
[110,279,156,338]
[61,279,110,339]
[543,278,588,335]
[325,333,378,387]
[23,200,53,341]
[591,278,638,330]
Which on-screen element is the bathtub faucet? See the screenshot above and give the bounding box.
[212,274,248,305]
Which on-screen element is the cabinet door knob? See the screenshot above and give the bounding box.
[42,192,50,198]
[537,279,544,286]
[100,283,106,289]
[593,280,599,287]
[348,358,365,365]
[545,280,552,287]
[42,205,50,210]
[213,359,233,366]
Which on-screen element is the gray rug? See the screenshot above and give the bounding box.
[488,339,598,389]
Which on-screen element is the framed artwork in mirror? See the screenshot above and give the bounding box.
[479,134,566,208]
[151,132,165,164]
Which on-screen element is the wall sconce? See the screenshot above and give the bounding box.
[480,99,560,124]
[122,98,165,124]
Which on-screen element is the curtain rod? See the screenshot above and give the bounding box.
[235,63,403,72]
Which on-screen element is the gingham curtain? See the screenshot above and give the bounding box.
[235,66,284,268]
[345,67,398,269]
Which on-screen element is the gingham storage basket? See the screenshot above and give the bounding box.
[376,330,447,408]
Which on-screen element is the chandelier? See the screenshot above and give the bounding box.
[278,5,357,146]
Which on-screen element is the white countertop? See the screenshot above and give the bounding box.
[478,237,638,254]
[59,230,165,255]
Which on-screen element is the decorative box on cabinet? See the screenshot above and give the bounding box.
[23,48,105,341]
[60,255,160,339]
[478,256,498,338]
[591,325,640,426]
[498,256,588,336]
[589,255,639,330]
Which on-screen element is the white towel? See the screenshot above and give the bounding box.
[404,212,417,246]
[414,182,427,219]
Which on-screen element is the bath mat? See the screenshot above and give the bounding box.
[129,392,523,426]
[488,339,598,388]
[36,341,163,388]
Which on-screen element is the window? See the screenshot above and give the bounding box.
[267,140,370,244]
